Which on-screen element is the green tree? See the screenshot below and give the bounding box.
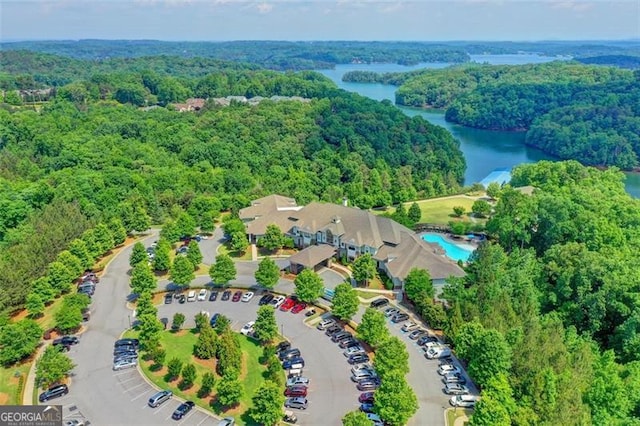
[255,257,280,289]
[199,212,216,234]
[31,277,55,304]
[129,242,148,267]
[26,292,45,318]
[130,262,157,294]
[175,212,196,238]
[180,363,197,390]
[584,350,632,425]
[152,239,171,272]
[264,355,283,386]
[472,199,492,218]
[217,371,243,407]
[453,206,466,217]
[486,182,502,200]
[230,231,249,252]
[469,395,511,426]
[48,261,74,295]
[93,222,114,254]
[467,329,512,388]
[68,238,93,270]
[342,410,372,426]
[170,256,195,287]
[198,372,216,398]
[135,291,157,318]
[331,282,359,321]
[120,200,150,234]
[408,202,422,223]
[352,253,377,287]
[249,381,285,426]
[194,324,217,359]
[108,217,127,246]
[137,313,163,351]
[160,220,181,243]
[222,218,245,237]
[215,315,231,335]
[172,312,186,331]
[55,302,83,334]
[374,336,409,379]
[294,268,324,303]
[0,319,43,366]
[357,308,390,348]
[186,240,203,270]
[81,229,102,260]
[216,330,242,376]
[194,311,209,331]
[454,320,486,361]
[56,250,83,278]
[374,370,418,426]
[258,224,286,251]
[254,305,278,343]
[209,254,236,286]
[35,345,75,388]
[152,346,166,366]
[403,267,434,302]
[166,357,183,381]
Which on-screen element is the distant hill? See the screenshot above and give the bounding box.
[576,55,640,69]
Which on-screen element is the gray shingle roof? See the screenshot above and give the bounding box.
[288,245,336,268]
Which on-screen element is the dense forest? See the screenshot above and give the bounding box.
[445,161,640,425]
[345,62,640,169]
[0,52,465,313]
[0,40,469,70]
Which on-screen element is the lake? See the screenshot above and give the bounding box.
[318,54,640,198]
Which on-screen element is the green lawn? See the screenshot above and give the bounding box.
[376,195,481,225]
[356,290,384,300]
[445,407,472,426]
[130,329,266,426]
[217,243,253,261]
[0,362,30,405]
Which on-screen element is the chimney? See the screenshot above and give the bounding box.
[342,197,348,207]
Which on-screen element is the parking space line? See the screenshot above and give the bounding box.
[194,415,209,426]
[131,389,153,402]
[116,375,139,384]
[177,411,196,425]
[113,369,135,377]
[124,380,146,391]
[153,401,174,415]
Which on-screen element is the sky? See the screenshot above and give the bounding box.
[1,0,639,42]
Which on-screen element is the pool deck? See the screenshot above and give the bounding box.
[419,231,478,252]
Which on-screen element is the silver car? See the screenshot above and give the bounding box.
[284,397,308,410]
[113,358,137,371]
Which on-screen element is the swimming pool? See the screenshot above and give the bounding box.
[422,233,474,262]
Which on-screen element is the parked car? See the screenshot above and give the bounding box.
[370,298,389,309]
[284,397,308,410]
[442,372,467,385]
[444,383,470,395]
[221,290,232,301]
[241,291,254,302]
[197,289,207,301]
[344,346,365,357]
[305,308,317,317]
[64,420,85,426]
[366,413,384,426]
[426,347,452,359]
[401,321,419,332]
[210,313,220,327]
[438,365,462,376]
[331,331,353,342]
[324,325,343,336]
[187,290,197,302]
[115,338,139,348]
[450,395,479,408]
[284,385,308,397]
[417,334,439,346]
[175,246,188,255]
[408,329,427,340]
[280,297,297,312]
[359,392,375,403]
[279,348,301,361]
[209,291,219,301]
[39,384,69,402]
[351,369,377,382]
[391,313,410,323]
[383,307,400,317]
[283,410,298,424]
[351,363,373,374]
[172,401,195,420]
[240,321,255,336]
[359,403,375,413]
[356,379,380,391]
[258,293,274,305]
[270,295,286,308]
[232,291,243,302]
[148,390,172,407]
[178,295,186,304]
[113,358,137,371]
[54,335,79,346]
[291,302,307,314]
[113,354,137,364]
[338,337,360,349]
[164,293,173,304]
[316,318,335,330]
[286,376,310,387]
[113,345,137,355]
[217,418,235,426]
[277,341,292,354]
[282,357,305,369]
[348,353,370,364]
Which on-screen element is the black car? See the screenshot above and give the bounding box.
[114,347,137,357]
[279,348,301,361]
[417,335,439,346]
[282,357,305,369]
[54,335,79,346]
[338,338,360,349]
[209,291,218,301]
[39,384,69,402]
[171,401,195,420]
[178,295,186,304]
[277,341,292,353]
[113,353,137,364]
[356,379,380,391]
[258,293,274,305]
[164,293,173,304]
[210,313,220,327]
[331,331,353,343]
[369,298,389,309]
[348,353,370,364]
[324,325,342,336]
[115,338,139,348]
[221,290,232,301]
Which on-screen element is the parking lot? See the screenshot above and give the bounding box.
[158,291,363,426]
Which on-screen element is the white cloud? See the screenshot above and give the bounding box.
[256,2,273,13]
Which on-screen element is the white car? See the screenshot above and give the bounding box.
[450,395,479,408]
[286,376,310,387]
[401,321,419,332]
[270,295,286,308]
[197,289,207,301]
[187,290,197,302]
[241,291,254,302]
[438,365,461,376]
[113,358,137,371]
[350,363,373,374]
[316,318,335,330]
[240,321,255,336]
[343,346,365,357]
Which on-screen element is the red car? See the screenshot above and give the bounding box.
[232,291,243,302]
[284,385,308,397]
[359,392,375,403]
[279,297,297,312]
[290,302,307,314]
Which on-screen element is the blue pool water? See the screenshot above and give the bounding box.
[422,233,474,262]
